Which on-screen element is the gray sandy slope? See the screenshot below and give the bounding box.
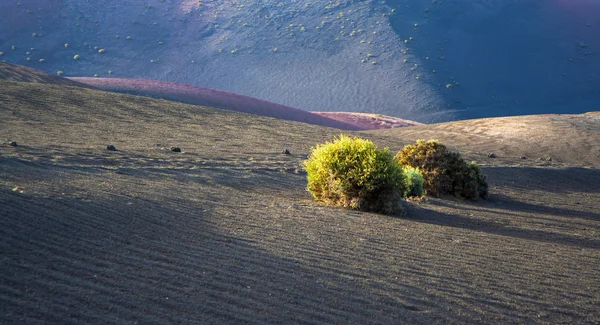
[1,79,599,324]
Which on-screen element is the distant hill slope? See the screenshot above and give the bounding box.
[313,111,423,129]
[67,76,362,130]
[69,76,421,130]
[367,113,600,168]
[0,62,418,130]
[2,1,598,122]
[1,78,599,324]
[0,62,89,87]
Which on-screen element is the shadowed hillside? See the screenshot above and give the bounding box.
[0,62,89,87]
[67,75,423,130]
[1,73,599,324]
[1,0,598,122]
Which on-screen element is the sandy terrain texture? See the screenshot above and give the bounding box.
[1,71,599,324]
[366,114,600,168]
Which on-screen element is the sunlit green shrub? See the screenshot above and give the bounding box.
[403,166,424,197]
[304,135,407,215]
[395,140,488,199]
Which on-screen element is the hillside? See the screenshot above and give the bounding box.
[0,62,89,87]
[1,0,599,122]
[367,113,600,168]
[1,78,599,324]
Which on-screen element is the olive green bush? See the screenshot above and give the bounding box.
[394,140,488,199]
[304,135,407,215]
[403,166,424,197]
[456,161,489,199]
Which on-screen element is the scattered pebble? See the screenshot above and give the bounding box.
[283,148,291,155]
[8,141,18,147]
[487,153,496,158]
[520,156,527,159]
[106,145,117,151]
[171,147,182,152]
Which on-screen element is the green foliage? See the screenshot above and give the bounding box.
[456,161,489,200]
[394,140,488,199]
[394,140,457,197]
[304,135,407,215]
[403,166,424,197]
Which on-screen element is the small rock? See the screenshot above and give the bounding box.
[283,148,291,155]
[106,145,117,151]
[520,156,527,159]
[487,153,496,158]
[171,147,182,153]
[547,157,552,161]
[538,157,546,161]
[8,141,18,147]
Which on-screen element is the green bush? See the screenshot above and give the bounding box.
[456,161,489,199]
[394,140,488,199]
[304,135,407,215]
[403,166,424,197]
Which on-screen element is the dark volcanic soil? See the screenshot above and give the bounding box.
[1,79,599,324]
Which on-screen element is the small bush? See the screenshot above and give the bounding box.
[395,140,488,199]
[456,161,489,199]
[304,135,407,215]
[403,166,424,197]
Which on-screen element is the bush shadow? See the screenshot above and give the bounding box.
[483,166,600,194]
[406,199,600,249]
